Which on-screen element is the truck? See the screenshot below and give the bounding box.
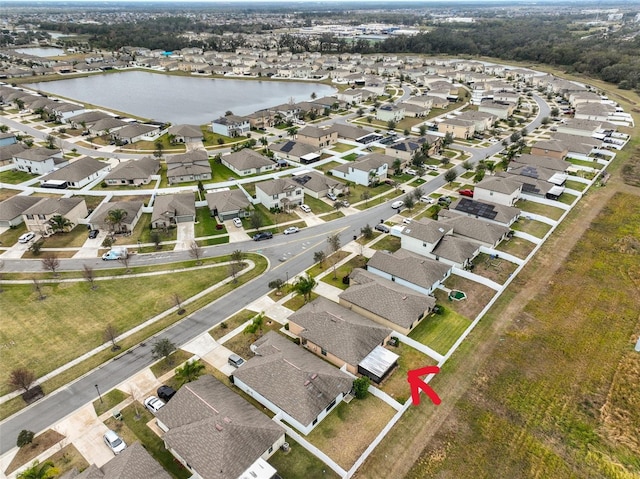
[102,247,128,261]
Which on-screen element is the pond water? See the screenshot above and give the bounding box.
[14,47,66,57]
[26,70,336,125]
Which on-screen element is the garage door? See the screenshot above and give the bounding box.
[175,215,194,223]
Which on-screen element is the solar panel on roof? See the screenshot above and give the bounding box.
[454,198,499,220]
[521,183,540,194]
[280,141,295,153]
[519,165,540,179]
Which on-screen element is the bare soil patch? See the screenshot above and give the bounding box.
[5,429,65,474]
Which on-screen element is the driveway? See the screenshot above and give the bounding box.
[225,219,251,242]
[73,230,107,259]
[0,236,38,259]
[173,222,195,251]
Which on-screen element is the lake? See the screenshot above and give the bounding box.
[26,71,337,125]
[15,47,66,57]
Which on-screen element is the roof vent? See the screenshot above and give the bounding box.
[311,373,318,380]
[215,424,223,431]
[304,380,311,386]
[438,228,445,233]
[223,417,232,423]
[402,295,407,300]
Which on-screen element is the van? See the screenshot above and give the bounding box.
[102,247,128,261]
[228,354,245,368]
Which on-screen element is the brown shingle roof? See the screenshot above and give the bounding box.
[367,249,451,292]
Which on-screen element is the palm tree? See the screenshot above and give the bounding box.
[106,208,128,233]
[49,215,72,234]
[17,461,58,479]
[292,274,316,303]
[174,359,205,385]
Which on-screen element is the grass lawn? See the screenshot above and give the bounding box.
[283,292,319,311]
[93,388,129,416]
[0,263,235,396]
[378,343,438,404]
[495,236,537,259]
[511,217,553,239]
[558,192,578,205]
[404,191,640,479]
[370,235,401,252]
[194,207,226,238]
[221,321,283,359]
[0,169,35,184]
[434,275,497,321]
[209,160,239,181]
[342,152,360,161]
[269,437,340,479]
[567,158,604,169]
[343,182,392,205]
[201,129,236,148]
[0,223,27,246]
[305,251,350,278]
[321,256,368,290]
[564,179,587,191]
[471,253,520,285]
[315,161,342,173]
[209,309,257,340]
[39,225,90,248]
[197,236,230,246]
[104,403,191,479]
[515,199,565,220]
[330,142,355,153]
[149,350,193,378]
[320,211,344,221]
[409,308,471,356]
[76,195,106,212]
[306,394,396,470]
[254,203,299,226]
[303,195,335,214]
[0,189,17,202]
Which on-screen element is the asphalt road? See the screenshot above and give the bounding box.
[0,94,550,454]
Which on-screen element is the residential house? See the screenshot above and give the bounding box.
[255,177,304,210]
[438,215,511,248]
[104,157,160,186]
[494,171,564,201]
[167,124,203,143]
[512,154,570,172]
[473,176,523,206]
[478,100,516,120]
[269,141,320,164]
[437,118,475,139]
[376,104,405,123]
[550,133,601,158]
[330,153,393,186]
[156,375,285,479]
[295,126,338,149]
[245,109,275,129]
[151,193,196,229]
[65,110,113,129]
[508,164,568,187]
[0,143,26,167]
[574,103,616,122]
[221,149,275,176]
[555,118,611,138]
[399,102,430,118]
[529,140,568,160]
[291,170,345,199]
[40,157,111,189]
[89,200,144,233]
[88,117,129,136]
[232,331,353,435]
[166,150,212,185]
[22,197,88,236]
[111,124,161,144]
[327,123,373,142]
[446,197,521,227]
[456,110,496,132]
[385,135,442,163]
[287,297,396,382]
[366,249,453,296]
[12,147,67,175]
[0,132,17,147]
[339,268,435,335]
[60,442,172,479]
[0,195,42,227]
[211,115,250,137]
[206,189,251,221]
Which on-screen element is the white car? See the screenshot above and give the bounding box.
[405,168,418,175]
[426,165,439,171]
[340,200,350,208]
[299,204,311,213]
[402,218,412,225]
[391,200,404,210]
[326,192,337,201]
[103,430,127,455]
[232,217,242,228]
[18,232,35,243]
[283,226,299,235]
[420,195,434,204]
[144,395,165,414]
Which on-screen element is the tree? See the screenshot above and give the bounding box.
[49,215,72,234]
[412,186,424,200]
[462,159,473,170]
[118,254,131,273]
[150,231,161,250]
[386,119,397,131]
[268,278,285,294]
[392,158,402,175]
[313,250,326,268]
[17,460,58,479]
[541,116,551,126]
[419,124,427,136]
[249,211,263,231]
[327,233,341,279]
[8,368,36,393]
[32,278,45,300]
[105,208,128,233]
[153,139,164,159]
[174,359,205,385]
[17,430,35,448]
[230,249,245,283]
[353,376,370,399]
[189,241,203,265]
[292,274,316,303]
[41,254,60,277]
[332,200,343,214]
[152,338,177,365]
[286,126,298,138]
[404,195,415,211]
[45,135,55,149]
[361,224,374,239]
[550,106,560,117]
[103,324,120,351]
[444,169,457,184]
[443,132,454,147]
[244,311,265,337]
[360,190,371,207]
[173,293,185,314]
[29,240,44,257]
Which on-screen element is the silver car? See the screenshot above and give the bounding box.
[103,430,126,455]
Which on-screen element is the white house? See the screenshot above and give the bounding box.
[12,147,67,175]
[211,115,250,137]
[255,177,304,210]
[473,176,522,206]
[330,153,393,186]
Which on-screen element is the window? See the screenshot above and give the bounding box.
[38,214,46,220]
[321,348,327,356]
[272,194,278,200]
[312,418,318,425]
[26,214,34,219]
[326,399,337,412]
[268,446,273,454]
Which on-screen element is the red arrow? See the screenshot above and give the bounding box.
[407,366,441,406]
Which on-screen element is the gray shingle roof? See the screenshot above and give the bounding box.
[432,235,480,264]
[90,200,143,227]
[447,198,521,225]
[22,197,84,217]
[512,154,570,172]
[269,141,318,158]
[297,125,331,138]
[233,331,353,427]
[104,157,160,181]
[156,375,284,479]
[340,269,435,329]
[151,193,195,223]
[0,195,42,221]
[367,249,451,292]
[439,214,510,245]
[100,442,172,479]
[331,153,393,174]
[168,124,203,138]
[13,147,61,162]
[291,170,343,193]
[41,157,109,182]
[255,177,300,196]
[222,149,273,171]
[401,217,450,244]
[205,189,250,214]
[288,297,391,366]
[113,123,158,139]
[475,176,522,195]
[0,143,26,162]
[327,123,371,141]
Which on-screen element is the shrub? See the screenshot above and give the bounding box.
[17,430,35,448]
[353,376,370,399]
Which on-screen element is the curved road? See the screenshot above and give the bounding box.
[0,94,550,454]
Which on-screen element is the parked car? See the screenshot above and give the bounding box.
[326,192,337,201]
[420,195,434,204]
[253,231,273,241]
[426,165,439,171]
[458,189,474,198]
[103,430,127,455]
[340,200,350,207]
[233,217,243,228]
[18,232,35,243]
[438,196,452,206]
[228,353,245,368]
[375,223,390,233]
[405,168,418,175]
[143,396,165,414]
[402,218,412,225]
[283,226,299,235]
[157,385,176,402]
[391,200,404,210]
[88,229,99,239]
[299,204,311,213]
